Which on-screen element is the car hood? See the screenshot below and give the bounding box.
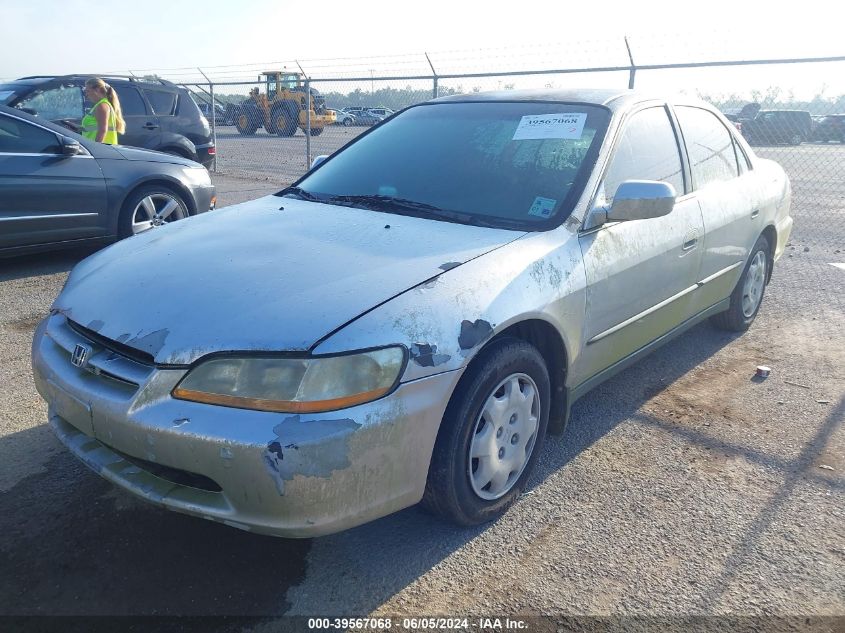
[113,145,197,166]
[55,196,525,364]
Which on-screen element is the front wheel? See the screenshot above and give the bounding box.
[422,338,550,526]
[305,126,323,137]
[710,234,770,331]
[342,117,353,127]
[119,185,190,238]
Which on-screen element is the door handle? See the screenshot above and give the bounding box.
[751,209,760,219]
[142,122,159,130]
[682,237,698,251]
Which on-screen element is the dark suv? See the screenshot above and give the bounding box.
[741,109,813,146]
[0,75,215,168]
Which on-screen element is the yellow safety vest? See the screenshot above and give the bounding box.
[81,98,118,144]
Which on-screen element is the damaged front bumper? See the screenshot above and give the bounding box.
[32,314,460,537]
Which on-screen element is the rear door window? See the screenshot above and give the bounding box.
[676,106,739,189]
[113,85,147,116]
[143,89,177,116]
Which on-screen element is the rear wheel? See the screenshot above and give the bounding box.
[422,338,550,526]
[305,126,324,137]
[789,133,803,145]
[710,234,770,331]
[342,117,353,127]
[119,185,190,238]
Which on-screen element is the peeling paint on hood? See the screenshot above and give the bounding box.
[57,196,525,364]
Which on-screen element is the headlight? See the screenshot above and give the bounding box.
[172,347,405,413]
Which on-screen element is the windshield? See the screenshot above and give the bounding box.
[290,101,609,230]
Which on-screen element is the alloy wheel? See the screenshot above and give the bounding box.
[131,193,187,235]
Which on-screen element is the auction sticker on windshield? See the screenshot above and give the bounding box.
[512,113,587,140]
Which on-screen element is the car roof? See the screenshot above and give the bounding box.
[431,88,697,113]
[15,74,179,89]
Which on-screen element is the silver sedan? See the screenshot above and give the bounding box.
[33,89,792,537]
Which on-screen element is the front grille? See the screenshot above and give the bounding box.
[115,449,223,493]
[68,320,156,366]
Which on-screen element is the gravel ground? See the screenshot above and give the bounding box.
[0,145,842,628]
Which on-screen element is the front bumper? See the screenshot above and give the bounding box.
[191,183,217,214]
[32,314,460,537]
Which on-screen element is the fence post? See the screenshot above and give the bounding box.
[624,36,636,89]
[197,67,217,172]
[426,53,438,99]
[305,78,312,170]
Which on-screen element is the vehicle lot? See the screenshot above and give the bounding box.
[0,144,843,626]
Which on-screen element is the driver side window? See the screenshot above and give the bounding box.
[0,115,61,154]
[602,106,685,202]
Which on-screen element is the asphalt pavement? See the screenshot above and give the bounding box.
[0,149,842,629]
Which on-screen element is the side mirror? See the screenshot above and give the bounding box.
[59,136,83,156]
[607,180,676,222]
[310,154,328,170]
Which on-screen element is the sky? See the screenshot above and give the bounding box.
[2,0,843,100]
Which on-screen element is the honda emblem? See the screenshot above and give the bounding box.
[71,343,91,368]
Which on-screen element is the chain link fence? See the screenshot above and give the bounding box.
[177,56,845,224]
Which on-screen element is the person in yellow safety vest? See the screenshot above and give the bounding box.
[81,78,125,144]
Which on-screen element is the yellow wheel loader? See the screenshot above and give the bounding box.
[233,71,335,137]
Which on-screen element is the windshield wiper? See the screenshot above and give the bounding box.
[277,186,322,202]
[321,194,476,222]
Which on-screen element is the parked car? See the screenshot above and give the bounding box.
[196,101,226,126]
[0,106,216,256]
[810,114,845,143]
[367,107,394,118]
[351,110,385,126]
[328,108,355,126]
[33,89,792,538]
[741,109,813,145]
[0,75,216,168]
[340,106,370,114]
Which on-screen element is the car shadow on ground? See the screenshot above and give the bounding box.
[0,246,101,284]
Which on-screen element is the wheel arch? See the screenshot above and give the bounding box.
[490,319,570,434]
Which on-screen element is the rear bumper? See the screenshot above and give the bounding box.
[194,142,215,169]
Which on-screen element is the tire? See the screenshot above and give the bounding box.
[118,185,191,238]
[422,337,550,526]
[305,126,323,137]
[710,234,770,332]
[342,117,353,127]
[272,106,297,137]
[235,108,259,135]
[789,133,803,146]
